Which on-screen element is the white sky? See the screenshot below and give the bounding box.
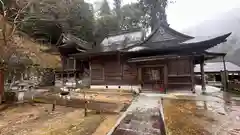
[87,0,240,30]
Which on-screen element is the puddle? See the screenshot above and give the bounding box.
[162,98,240,135]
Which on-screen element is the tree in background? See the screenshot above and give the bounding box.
[113,0,122,30]
[19,0,95,44]
[1,0,170,47]
[120,3,149,31]
[94,0,119,45]
[139,0,169,30]
[99,0,111,16]
[95,0,169,37]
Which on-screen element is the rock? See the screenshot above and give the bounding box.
[218,112,225,115]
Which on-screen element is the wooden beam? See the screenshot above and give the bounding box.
[139,64,165,68]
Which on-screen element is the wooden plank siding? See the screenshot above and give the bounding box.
[90,54,194,91]
[167,58,193,90]
[90,55,138,85]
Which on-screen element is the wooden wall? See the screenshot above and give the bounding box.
[90,55,138,85]
[167,57,193,90]
[90,54,194,91]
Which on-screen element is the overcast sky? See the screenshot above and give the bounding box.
[86,0,240,30]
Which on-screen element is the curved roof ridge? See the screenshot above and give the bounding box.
[160,23,194,39]
[141,23,194,44]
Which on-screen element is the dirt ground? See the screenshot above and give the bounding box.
[0,91,133,135]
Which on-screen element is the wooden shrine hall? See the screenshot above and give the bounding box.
[66,24,231,93]
[55,33,92,86]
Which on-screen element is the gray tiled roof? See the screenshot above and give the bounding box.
[194,62,240,73]
[100,31,144,51]
[180,33,231,44]
[60,33,91,50]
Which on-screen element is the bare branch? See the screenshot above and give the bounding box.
[7,0,35,39]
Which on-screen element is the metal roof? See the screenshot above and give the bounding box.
[194,62,240,73]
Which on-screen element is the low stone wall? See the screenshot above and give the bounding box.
[90,85,141,93]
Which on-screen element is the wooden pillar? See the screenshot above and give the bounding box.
[89,57,92,85]
[117,52,122,80]
[137,67,142,82]
[61,56,66,86]
[200,56,206,94]
[102,63,105,81]
[222,56,228,91]
[61,71,64,86]
[74,58,76,70]
[190,56,196,93]
[164,65,168,93]
[73,58,77,83]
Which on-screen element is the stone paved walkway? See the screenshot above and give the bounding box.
[109,94,165,135]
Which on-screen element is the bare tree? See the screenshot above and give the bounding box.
[0,0,34,62]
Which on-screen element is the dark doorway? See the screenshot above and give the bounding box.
[142,67,164,91]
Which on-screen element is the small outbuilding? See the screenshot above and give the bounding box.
[194,62,240,87]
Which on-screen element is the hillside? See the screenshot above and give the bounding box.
[0,17,61,68]
[182,8,240,65]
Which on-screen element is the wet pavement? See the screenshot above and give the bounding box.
[110,95,165,135]
[163,86,240,135]
[108,85,240,135]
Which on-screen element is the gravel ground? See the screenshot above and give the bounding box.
[0,91,133,135]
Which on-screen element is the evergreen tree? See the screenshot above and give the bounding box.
[99,0,111,16]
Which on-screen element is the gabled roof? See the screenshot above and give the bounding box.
[71,23,231,58]
[143,23,193,44]
[194,62,240,73]
[57,33,91,50]
[124,30,231,55]
[56,33,92,55]
[99,30,145,52]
